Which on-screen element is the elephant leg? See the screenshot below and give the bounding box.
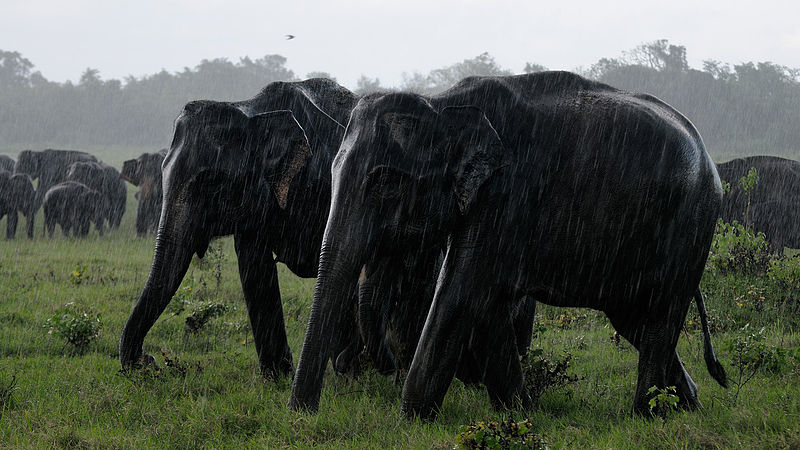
[234,232,293,379]
[6,211,17,239]
[606,298,696,415]
[24,212,34,239]
[95,219,104,237]
[401,237,522,419]
[512,295,537,355]
[135,201,148,237]
[358,259,398,375]
[45,215,56,238]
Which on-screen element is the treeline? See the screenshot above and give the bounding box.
[1,40,798,160]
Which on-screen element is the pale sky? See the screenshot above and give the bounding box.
[3,0,799,89]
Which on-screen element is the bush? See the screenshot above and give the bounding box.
[456,418,547,449]
[708,220,771,275]
[521,348,580,405]
[185,301,230,333]
[44,303,102,353]
[768,257,800,291]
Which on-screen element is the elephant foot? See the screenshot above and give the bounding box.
[401,398,440,421]
[260,351,294,380]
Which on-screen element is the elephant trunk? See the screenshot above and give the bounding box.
[289,238,361,412]
[119,203,194,368]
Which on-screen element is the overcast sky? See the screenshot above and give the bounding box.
[3,0,798,89]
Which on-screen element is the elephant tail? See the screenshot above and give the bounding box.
[694,288,728,388]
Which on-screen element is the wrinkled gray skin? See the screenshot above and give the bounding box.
[290,72,728,419]
[716,156,800,252]
[0,155,14,172]
[119,79,362,379]
[0,169,36,239]
[121,149,167,236]
[43,181,104,238]
[67,161,127,230]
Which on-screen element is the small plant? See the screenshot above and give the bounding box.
[44,303,102,353]
[768,257,800,291]
[739,167,758,228]
[553,309,588,329]
[455,418,547,449]
[708,220,770,275]
[70,263,87,285]
[161,349,187,377]
[521,348,580,404]
[185,301,229,333]
[723,324,798,405]
[167,282,194,316]
[646,385,679,420]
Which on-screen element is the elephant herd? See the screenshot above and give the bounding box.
[0,148,166,239]
[8,72,800,421]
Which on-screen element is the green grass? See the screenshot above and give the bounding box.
[1,190,800,448]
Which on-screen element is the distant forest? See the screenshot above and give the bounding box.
[1,40,798,161]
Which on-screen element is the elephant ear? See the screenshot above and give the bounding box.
[246,110,312,209]
[439,106,506,214]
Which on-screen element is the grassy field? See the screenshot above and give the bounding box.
[1,189,799,448]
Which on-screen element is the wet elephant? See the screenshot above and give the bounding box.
[0,169,36,239]
[121,149,167,236]
[67,161,127,230]
[14,149,98,209]
[119,79,361,379]
[43,181,104,237]
[716,155,800,252]
[289,71,728,419]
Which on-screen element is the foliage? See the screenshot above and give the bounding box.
[724,324,799,406]
[44,303,102,353]
[767,256,800,291]
[166,282,194,316]
[738,167,759,228]
[707,220,771,275]
[184,301,230,333]
[70,263,87,286]
[646,385,679,419]
[456,419,547,450]
[521,348,580,404]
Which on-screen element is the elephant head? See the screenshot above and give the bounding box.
[119,100,312,371]
[122,150,167,236]
[290,93,506,411]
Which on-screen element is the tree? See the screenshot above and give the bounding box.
[354,75,384,94]
[0,50,34,88]
[523,62,548,74]
[306,71,336,81]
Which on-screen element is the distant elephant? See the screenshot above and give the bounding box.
[0,169,36,239]
[43,181,104,238]
[14,149,98,218]
[289,72,728,419]
[0,155,14,172]
[716,155,800,251]
[67,161,127,230]
[121,149,167,236]
[119,79,361,379]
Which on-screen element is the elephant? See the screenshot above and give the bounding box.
[0,169,36,239]
[289,71,728,419]
[716,155,800,251]
[121,149,167,236]
[67,161,127,230]
[119,78,362,379]
[43,181,104,238]
[14,149,98,231]
[0,155,14,172]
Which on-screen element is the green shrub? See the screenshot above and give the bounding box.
[44,303,102,353]
[456,418,547,450]
[521,348,580,404]
[725,324,800,405]
[768,257,800,291]
[167,282,194,316]
[185,301,230,333]
[708,220,771,275]
[646,385,679,420]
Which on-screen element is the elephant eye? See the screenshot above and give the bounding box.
[362,166,409,202]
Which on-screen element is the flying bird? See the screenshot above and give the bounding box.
[285,34,295,40]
